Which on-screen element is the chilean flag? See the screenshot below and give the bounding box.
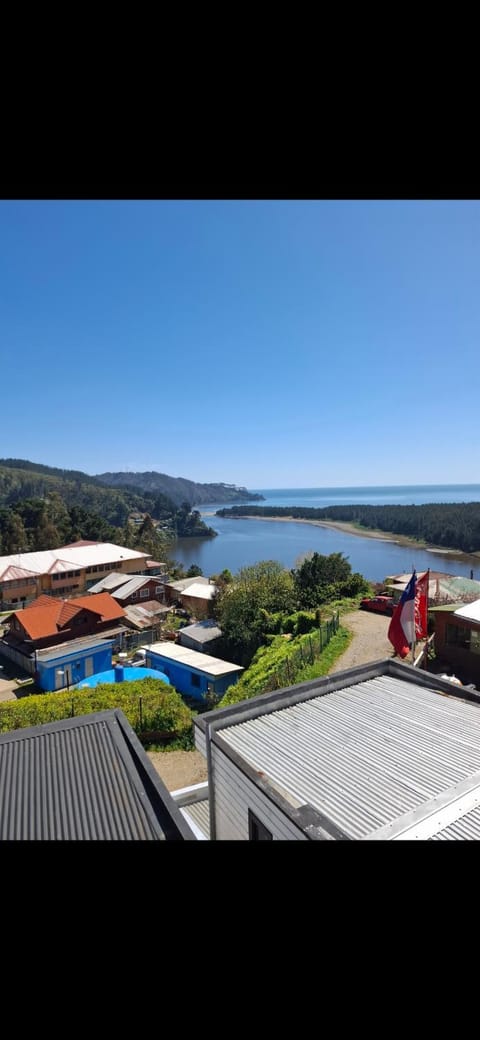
[388,571,421,658]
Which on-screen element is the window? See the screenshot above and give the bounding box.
[155,586,163,594]
[140,589,149,598]
[191,673,201,688]
[471,631,480,655]
[248,810,273,841]
[446,624,471,649]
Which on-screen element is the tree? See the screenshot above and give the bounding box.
[293,551,368,608]
[186,565,203,578]
[0,511,28,553]
[214,560,295,667]
[133,514,172,561]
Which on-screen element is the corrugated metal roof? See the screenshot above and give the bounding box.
[178,621,222,643]
[87,572,133,593]
[111,575,155,600]
[180,799,210,839]
[0,710,193,840]
[0,565,39,581]
[36,634,116,662]
[219,674,480,840]
[146,641,243,677]
[454,599,480,623]
[432,804,480,839]
[166,577,210,592]
[181,583,217,600]
[0,543,148,579]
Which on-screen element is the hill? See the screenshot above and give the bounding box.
[0,459,138,526]
[96,470,264,506]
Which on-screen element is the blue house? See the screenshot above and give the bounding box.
[36,636,115,692]
[143,641,243,701]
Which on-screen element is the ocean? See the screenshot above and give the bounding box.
[171,484,480,583]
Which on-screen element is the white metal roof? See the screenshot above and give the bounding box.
[110,575,156,600]
[181,583,217,600]
[87,572,134,593]
[454,599,480,623]
[219,674,480,840]
[166,577,210,592]
[145,641,242,677]
[0,543,148,580]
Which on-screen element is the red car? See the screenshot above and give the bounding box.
[360,595,395,616]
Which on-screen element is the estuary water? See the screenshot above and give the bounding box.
[171,484,480,583]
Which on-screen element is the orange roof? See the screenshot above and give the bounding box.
[14,603,65,640]
[10,592,125,640]
[24,595,55,610]
[68,593,125,622]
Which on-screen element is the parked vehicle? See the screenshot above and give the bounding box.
[359,595,395,616]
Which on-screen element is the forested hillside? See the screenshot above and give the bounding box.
[0,459,216,555]
[97,470,264,506]
[216,502,480,554]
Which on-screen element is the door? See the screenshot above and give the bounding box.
[85,657,94,677]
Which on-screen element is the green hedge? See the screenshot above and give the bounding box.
[0,678,193,743]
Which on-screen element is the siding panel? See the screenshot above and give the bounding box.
[212,746,307,840]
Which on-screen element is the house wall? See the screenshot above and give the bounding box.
[210,744,307,841]
[145,650,241,701]
[180,594,212,619]
[37,643,113,692]
[434,612,480,682]
[120,579,166,606]
[0,642,35,675]
[0,576,38,607]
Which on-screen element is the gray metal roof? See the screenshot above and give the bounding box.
[180,799,210,839]
[0,709,194,840]
[110,575,160,600]
[219,672,480,840]
[432,803,480,840]
[36,632,119,663]
[87,572,133,593]
[178,620,222,643]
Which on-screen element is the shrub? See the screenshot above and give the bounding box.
[0,677,193,744]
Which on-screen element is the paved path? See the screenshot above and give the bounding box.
[0,678,18,702]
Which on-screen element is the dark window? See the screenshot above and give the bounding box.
[191,673,201,688]
[446,624,471,649]
[248,810,273,841]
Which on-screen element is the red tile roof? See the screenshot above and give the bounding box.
[14,603,65,640]
[9,593,125,640]
[24,595,56,609]
[68,593,125,622]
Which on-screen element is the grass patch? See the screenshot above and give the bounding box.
[219,620,353,707]
[292,627,353,682]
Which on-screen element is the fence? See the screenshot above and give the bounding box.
[413,632,435,670]
[265,612,340,692]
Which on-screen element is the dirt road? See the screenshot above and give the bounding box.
[329,608,396,672]
[147,749,208,791]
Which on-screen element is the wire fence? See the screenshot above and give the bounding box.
[265,612,340,692]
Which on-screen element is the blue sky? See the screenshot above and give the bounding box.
[1,199,478,488]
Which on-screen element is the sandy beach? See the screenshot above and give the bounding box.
[214,513,480,562]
